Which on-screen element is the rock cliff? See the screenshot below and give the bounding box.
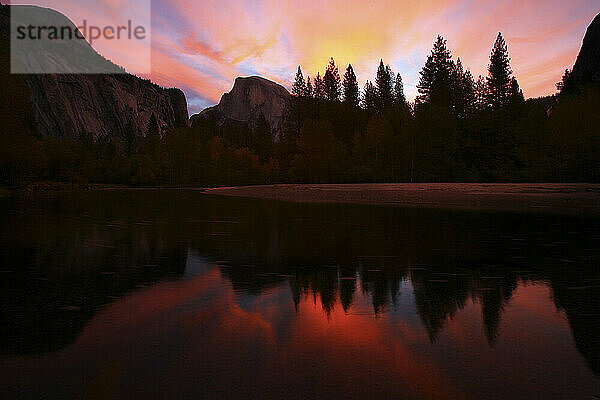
[570,13,600,86]
[191,76,291,138]
[0,4,189,139]
[23,73,189,139]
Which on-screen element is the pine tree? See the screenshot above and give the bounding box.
[146,113,159,137]
[393,72,406,105]
[453,58,465,90]
[474,75,487,110]
[144,113,160,159]
[292,66,307,97]
[362,80,377,111]
[416,35,453,106]
[556,69,574,95]
[486,33,513,109]
[461,68,477,115]
[305,76,313,97]
[417,47,439,106]
[508,77,524,103]
[314,72,325,99]
[323,58,341,101]
[451,58,476,118]
[375,60,394,112]
[343,64,360,107]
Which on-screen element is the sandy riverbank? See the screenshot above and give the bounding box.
[204,183,600,215]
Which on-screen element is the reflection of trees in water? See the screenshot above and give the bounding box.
[410,268,520,344]
[550,268,600,375]
[1,191,598,375]
[223,261,521,344]
[411,270,472,342]
[213,196,600,372]
[223,261,599,377]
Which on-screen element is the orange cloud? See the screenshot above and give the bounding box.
[182,34,226,63]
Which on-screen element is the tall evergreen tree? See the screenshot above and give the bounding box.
[323,58,341,101]
[314,72,325,99]
[474,75,487,110]
[144,113,160,159]
[416,35,454,106]
[305,76,314,97]
[556,69,575,96]
[146,113,159,137]
[508,77,524,104]
[461,68,477,115]
[292,66,307,97]
[375,60,394,112]
[362,80,377,111]
[452,58,465,92]
[486,33,514,109]
[393,72,406,105]
[343,64,360,107]
[452,58,476,118]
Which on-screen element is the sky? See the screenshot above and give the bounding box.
[9,0,600,114]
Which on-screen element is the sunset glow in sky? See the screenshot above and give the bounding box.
[11,0,600,113]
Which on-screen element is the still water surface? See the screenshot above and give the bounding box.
[1,190,599,399]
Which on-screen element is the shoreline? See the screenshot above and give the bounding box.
[204,183,600,215]
[5,182,600,215]
[1,182,204,193]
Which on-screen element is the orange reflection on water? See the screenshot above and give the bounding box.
[1,266,598,400]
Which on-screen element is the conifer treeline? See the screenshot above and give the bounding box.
[1,33,599,186]
[276,33,596,183]
[292,34,523,115]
